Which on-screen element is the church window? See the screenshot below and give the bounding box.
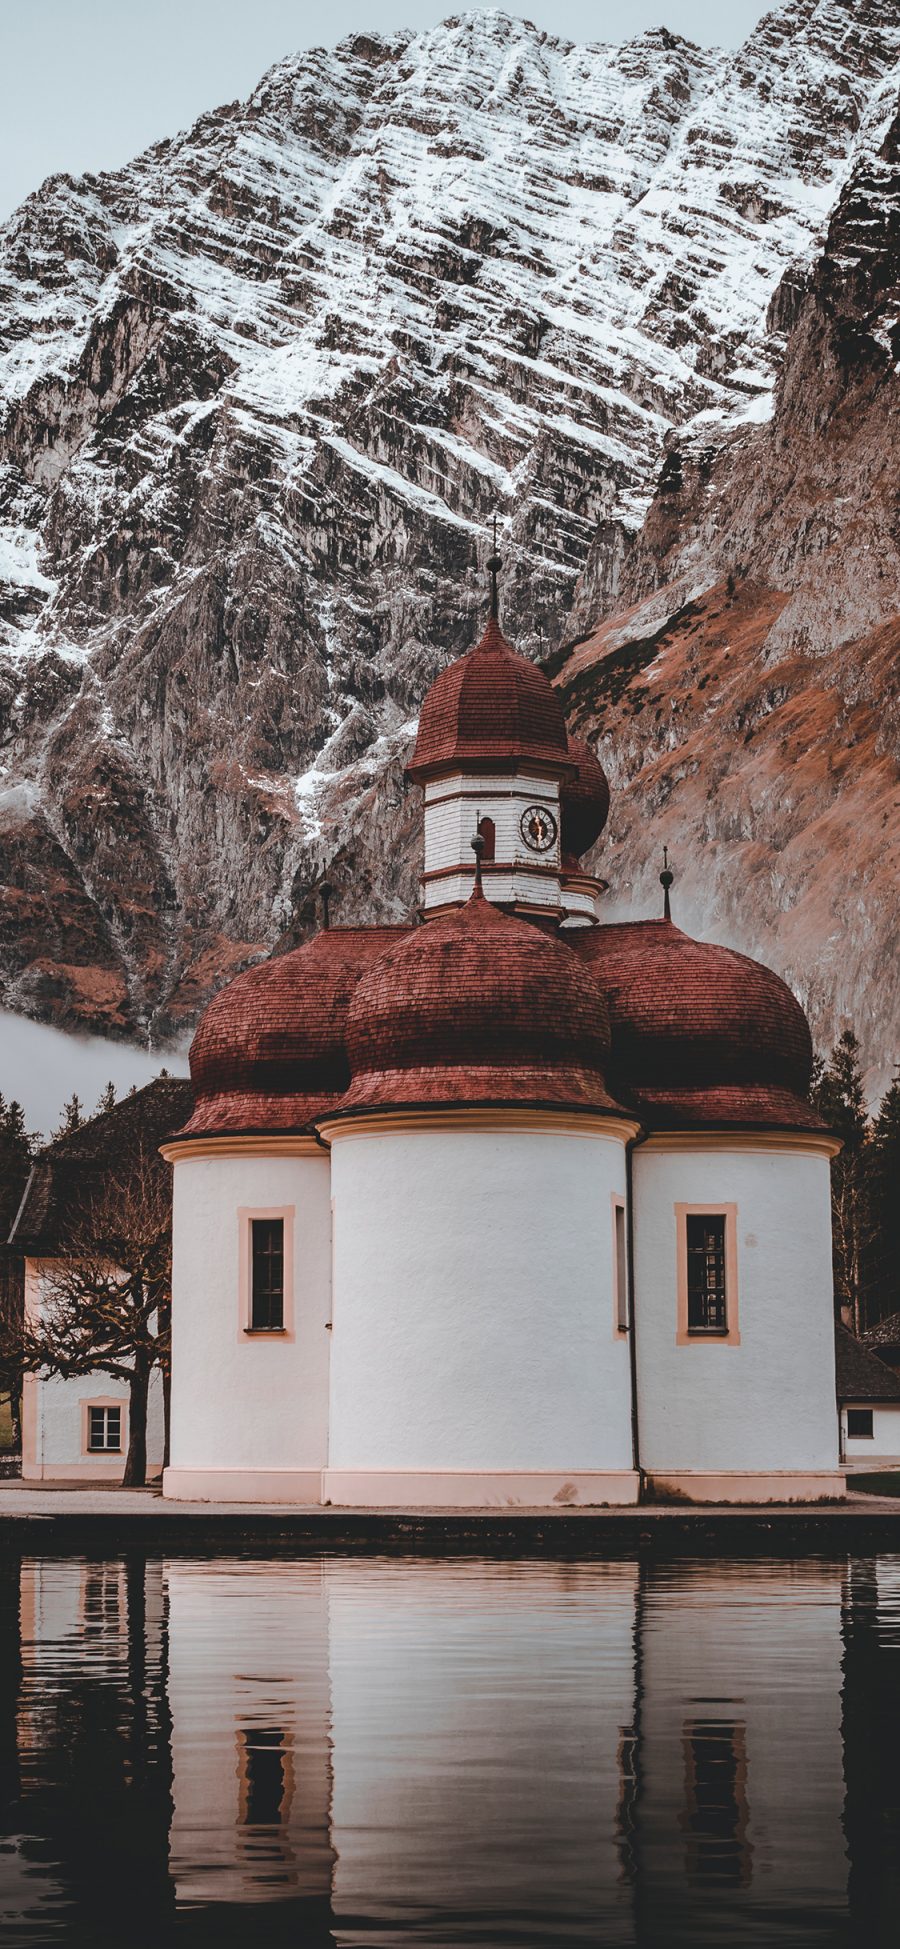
[686,1216,728,1332]
[240,1206,294,1337]
[847,1409,874,1439]
[251,1218,285,1330]
[477,815,496,862]
[612,1196,628,1332]
[675,1205,739,1346]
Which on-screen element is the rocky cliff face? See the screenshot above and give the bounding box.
[557,56,900,1089]
[0,0,898,1060]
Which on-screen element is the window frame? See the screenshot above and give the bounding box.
[612,1193,629,1335]
[238,1206,295,1340]
[81,1396,127,1456]
[675,1203,740,1347]
[846,1407,874,1440]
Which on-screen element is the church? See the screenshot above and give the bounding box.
[160,568,844,1507]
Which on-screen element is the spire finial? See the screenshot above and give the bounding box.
[659,846,674,922]
[471,826,485,895]
[487,514,502,622]
[320,880,333,929]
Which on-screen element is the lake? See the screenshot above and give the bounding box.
[0,1550,898,1945]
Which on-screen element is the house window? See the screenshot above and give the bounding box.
[686,1215,728,1333]
[676,1204,739,1346]
[88,1405,122,1452]
[613,1197,629,1332]
[847,1408,874,1439]
[251,1218,284,1330]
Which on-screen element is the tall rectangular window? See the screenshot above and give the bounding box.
[88,1405,121,1452]
[613,1199,629,1332]
[686,1215,728,1333]
[251,1217,285,1330]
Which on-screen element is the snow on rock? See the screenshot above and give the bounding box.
[0,0,899,1039]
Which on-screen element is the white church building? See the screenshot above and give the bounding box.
[157,580,844,1507]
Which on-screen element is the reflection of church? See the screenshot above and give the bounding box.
[9,1552,900,1941]
[162,568,843,1505]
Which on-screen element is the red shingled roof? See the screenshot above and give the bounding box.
[407,617,573,781]
[560,732,610,860]
[181,926,410,1137]
[339,886,627,1116]
[573,919,825,1132]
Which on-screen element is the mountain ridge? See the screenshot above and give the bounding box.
[0,0,897,1078]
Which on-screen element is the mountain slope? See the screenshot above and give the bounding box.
[0,0,898,1048]
[556,73,900,1088]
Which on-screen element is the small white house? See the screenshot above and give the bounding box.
[835,1325,900,1470]
[10,1080,190,1483]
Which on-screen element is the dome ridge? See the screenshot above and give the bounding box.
[408,613,573,781]
[337,893,627,1117]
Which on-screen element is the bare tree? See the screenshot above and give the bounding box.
[18,1150,172,1486]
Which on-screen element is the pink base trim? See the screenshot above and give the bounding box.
[163,1467,324,1503]
[21,1461,162,1483]
[645,1471,847,1504]
[322,1469,641,1508]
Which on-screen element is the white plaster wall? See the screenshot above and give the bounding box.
[423,770,562,908]
[168,1152,331,1472]
[22,1260,164,1478]
[842,1402,900,1462]
[328,1124,633,1470]
[27,1369,164,1472]
[633,1148,839,1473]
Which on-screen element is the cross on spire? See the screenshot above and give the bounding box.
[487,514,502,622]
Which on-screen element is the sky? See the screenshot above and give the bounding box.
[0,0,773,223]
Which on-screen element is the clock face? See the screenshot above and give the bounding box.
[519,804,558,854]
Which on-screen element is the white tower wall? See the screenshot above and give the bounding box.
[324,1116,638,1505]
[164,1146,331,1502]
[422,771,562,913]
[632,1141,843,1499]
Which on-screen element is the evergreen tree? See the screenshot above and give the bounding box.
[869,1074,900,1326]
[95,1081,117,1117]
[52,1093,84,1141]
[813,1030,872,1333]
[0,1095,38,1447]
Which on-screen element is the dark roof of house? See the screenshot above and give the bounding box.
[862,1312,900,1352]
[8,1077,193,1256]
[835,1324,900,1403]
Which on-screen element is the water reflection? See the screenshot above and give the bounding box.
[1,1551,899,1946]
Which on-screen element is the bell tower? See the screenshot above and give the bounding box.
[407,550,576,920]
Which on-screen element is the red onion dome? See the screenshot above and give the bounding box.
[338,886,627,1117]
[180,926,410,1138]
[407,617,573,781]
[560,733,610,861]
[574,919,825,1132]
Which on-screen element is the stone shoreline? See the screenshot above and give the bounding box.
[2,1483,900,1554]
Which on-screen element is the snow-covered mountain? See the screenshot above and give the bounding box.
[0,0,898,1057]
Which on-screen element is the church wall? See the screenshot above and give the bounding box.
[632,1145,842,1491]
[166,1151,331,1498]
[326,1119,637,1503]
